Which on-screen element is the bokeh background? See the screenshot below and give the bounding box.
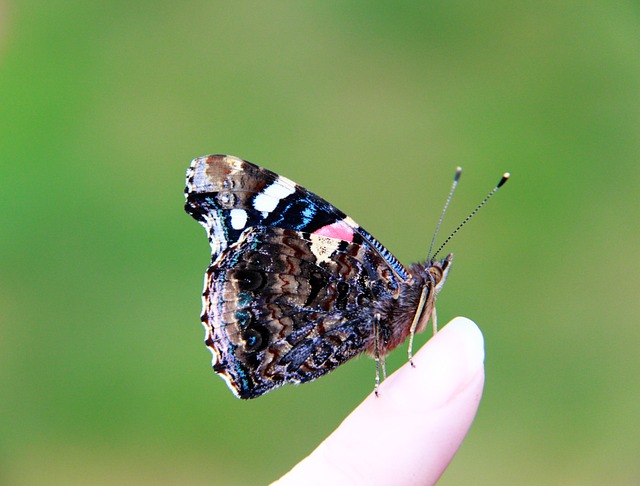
[2,2,639,484]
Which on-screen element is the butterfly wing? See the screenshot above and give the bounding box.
[185,154,409,280]
[185,154,413,398]
[202,226,401,398]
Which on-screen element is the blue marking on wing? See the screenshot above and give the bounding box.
[261,193,341,232]
[355,227,410,281]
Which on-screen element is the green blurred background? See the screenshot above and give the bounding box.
[2,1,639,484]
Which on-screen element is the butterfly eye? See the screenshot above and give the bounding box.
[428,266,443,283]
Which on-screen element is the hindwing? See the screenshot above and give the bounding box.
[202,226,401,399]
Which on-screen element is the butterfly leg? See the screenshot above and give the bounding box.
[374,313,383,396]
[407,286,429,367]
[407,333,416,368]
[381,353,387,381]
[431,306,438,335]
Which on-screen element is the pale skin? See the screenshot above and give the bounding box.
[273,317,485,485]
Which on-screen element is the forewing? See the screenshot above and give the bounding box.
[184,154,409,279]
[201,226,401,398]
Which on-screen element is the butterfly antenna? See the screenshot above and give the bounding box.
[427,167,462,261]
[432,171,510,260]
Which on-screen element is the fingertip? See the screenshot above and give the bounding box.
[274,317,486,485]
[380,316,484,411]
[434,316,485,369]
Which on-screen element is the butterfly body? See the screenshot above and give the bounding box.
[185,155,451,399]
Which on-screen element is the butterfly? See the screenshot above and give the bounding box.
[184,154,508,399]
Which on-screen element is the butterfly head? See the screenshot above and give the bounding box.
[428,253,453,294]
[402,253,453,341]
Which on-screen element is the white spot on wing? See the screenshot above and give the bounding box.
[230,208,248,230]
[309,234,341,265]
[253,177,296,213]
